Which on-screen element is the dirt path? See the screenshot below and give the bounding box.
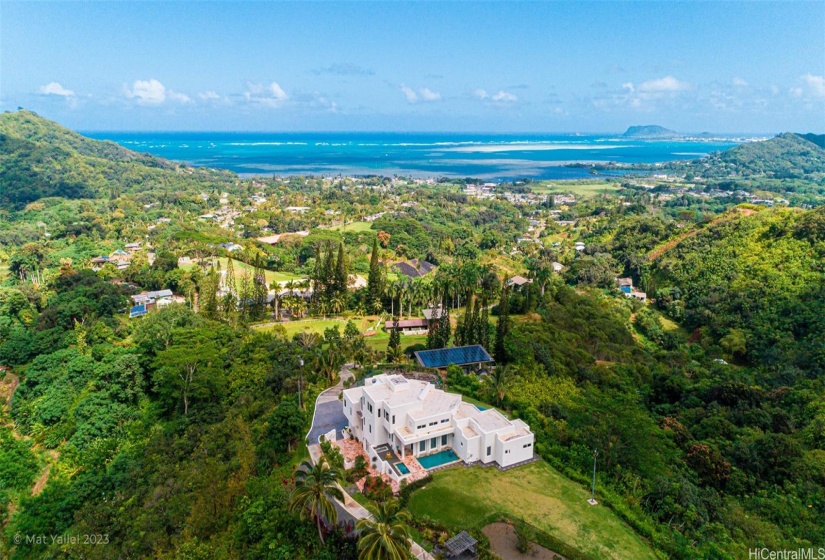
[1,371,59,497]
[483,522,566,560]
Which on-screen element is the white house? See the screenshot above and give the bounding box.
[342,374,534,480]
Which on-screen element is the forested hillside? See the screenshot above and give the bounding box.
[685,133,825,180]
[0,111,235,207]
[654,206,825,373]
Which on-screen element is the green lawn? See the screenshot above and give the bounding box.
[532,180,620,198]
[332,221,374,233]
[407,461,659,560]
[180,257,304,285]
[254,318,351,338]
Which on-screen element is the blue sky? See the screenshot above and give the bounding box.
[2,1,823,133]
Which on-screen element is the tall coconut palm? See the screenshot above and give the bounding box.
[356,498,412,560]
[487,364,516,407]
[288,458,344,545]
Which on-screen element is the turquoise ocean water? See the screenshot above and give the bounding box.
[85,132,743,180]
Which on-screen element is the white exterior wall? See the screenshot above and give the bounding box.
[342,374,535,470]
[497,435,534,467]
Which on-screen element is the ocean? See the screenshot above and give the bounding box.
[84,132,744,180]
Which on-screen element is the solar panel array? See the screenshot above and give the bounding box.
[414,345,493,368]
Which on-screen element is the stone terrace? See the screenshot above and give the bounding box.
[332,437,429,493]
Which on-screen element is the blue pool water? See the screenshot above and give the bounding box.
[395,462,410,475]
[417,449,460,469]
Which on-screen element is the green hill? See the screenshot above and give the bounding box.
[653,205,825,372]
[0,110,234,207]
[691,132,825,179]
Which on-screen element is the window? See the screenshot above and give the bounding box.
[523,443,532,448]
[417,424,425,430]
[368,403,373,413]
[487,446,491,456]
[441,418,449,423]
[369,425,372,433]
[429,421,438,427]
[441,435,447,446]
[392,415,395,424]
[505,449,509,454]
[378,409,381,418]
[430,437,437,448]
[420,441,426,452]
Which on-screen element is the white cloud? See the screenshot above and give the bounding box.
[126,79,167,105]
[622,82,635,93]
[491,90,517,102]
[244,81,289,107]
[637,75,692,93]
[124,79,190,105]
[419,87,441,101]
[39,82,75,97]
[800,74,825,98]
[399,84,440,103]
[400,84,418,103]
[198,91,221,100]
[473,88,517,103]
[168,91,191,104]
[732,76,748,87]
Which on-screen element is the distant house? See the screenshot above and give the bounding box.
[552,262,564,273]
[348,274,368,290]
[574,241,586,251]
[219,242,243,252]
[91,256,110,266]
[393,259,436,279]
[129,289,177,318]
[124,242,142,253]
[284,206,311,213]
[384,318,429,333]
[616,277,633,294]
[422,305,444,324]
[506,275,532,289]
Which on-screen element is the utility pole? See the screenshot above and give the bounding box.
[298,358,304,410]
[588,448,599,505]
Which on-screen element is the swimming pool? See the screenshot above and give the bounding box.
[394,462,410,475]
[417,449,460,469]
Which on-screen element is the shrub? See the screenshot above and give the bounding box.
[399,474,433,506]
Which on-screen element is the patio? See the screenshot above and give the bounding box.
[332,437,430,493]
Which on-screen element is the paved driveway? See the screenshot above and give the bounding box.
[307,365,353,444]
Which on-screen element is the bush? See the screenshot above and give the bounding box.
[399,474,432,506]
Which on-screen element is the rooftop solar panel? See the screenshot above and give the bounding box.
[414,345,493,368]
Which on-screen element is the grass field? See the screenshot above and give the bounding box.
[407,461,658,560]
[180,257,304,285]
[532,180,621,198]
[331,221,374,233]
[254,318,351,338]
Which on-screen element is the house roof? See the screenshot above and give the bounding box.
[384,318,428,329]
[422,305,444,321]
[393,259,436,278]
[414,345,493,369]
[507,275,531,286]
[617,277,633,287]
[444,531,477,556]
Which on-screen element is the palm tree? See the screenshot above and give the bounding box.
[331,292,347,316]
[356,498,412,560]
[487,364,516,407]
[317,348,342,382]
[297,330,320,350]
[288,458,345,545]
